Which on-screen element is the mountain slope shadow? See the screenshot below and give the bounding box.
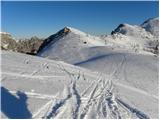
[1,86,32,118]
[74,53,121,65]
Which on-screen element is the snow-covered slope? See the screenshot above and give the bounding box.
[38,18,158,65]
[37,27,105,64]
[141,17,159,37]
[111,23,150,37]
[1,51,157,118]
[75,48,158,118]
[101,18,159,54]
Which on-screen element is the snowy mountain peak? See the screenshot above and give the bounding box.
[142,17,159,25]
[141,17,159,37]
[66,26,87,36]
[62,27,71,34]
[111,23,147,37]
[37,27,71,53]
[38,26,87,53]
[111,23,131,34]
[37,26,105,63]
[111,17,159,37]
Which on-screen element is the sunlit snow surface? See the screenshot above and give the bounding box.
[1,51,158,119]
[1,18,159,119]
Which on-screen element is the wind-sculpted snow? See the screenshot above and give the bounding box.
[1,51,154,119]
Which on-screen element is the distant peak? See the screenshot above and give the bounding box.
[141,17,159,37]
[141,17,159,25]
[59,26,85,35]
[117,23,134,28]
[60,27,71,34]
[63,26,87,36]
[117,23,128,27]
[111,23,134,35]
[0,32,11,35]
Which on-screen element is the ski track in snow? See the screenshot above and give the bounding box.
[107,54,158,100]
[2,70,152,119]
[32,100,53,118]
[116,98,150,119]
[2,49,157,118]
[2,69,158,100]
[2,72,65,79]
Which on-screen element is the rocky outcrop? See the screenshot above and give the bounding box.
[1,32,44,55]
[1,32,18,51]
[17,37,44,55]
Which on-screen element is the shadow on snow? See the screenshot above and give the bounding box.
[1,86,32,119]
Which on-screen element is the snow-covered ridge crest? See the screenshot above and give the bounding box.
[38,26,86,53]
[66,26,87,36]
[37,27,71,53]
[141,17,159,37]
[37,26,105,63]
[111,23,151,37]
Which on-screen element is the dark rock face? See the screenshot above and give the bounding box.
[1,33,18,51]
[1,33,44,55]
[111,24,127,35]
[37,27,71,53]
[17,37,44,54]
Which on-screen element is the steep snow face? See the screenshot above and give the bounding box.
[37,27,105,64]
[1,51,157,118]
[141,17,159,37]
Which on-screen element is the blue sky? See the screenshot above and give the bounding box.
[1,1,159,38]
